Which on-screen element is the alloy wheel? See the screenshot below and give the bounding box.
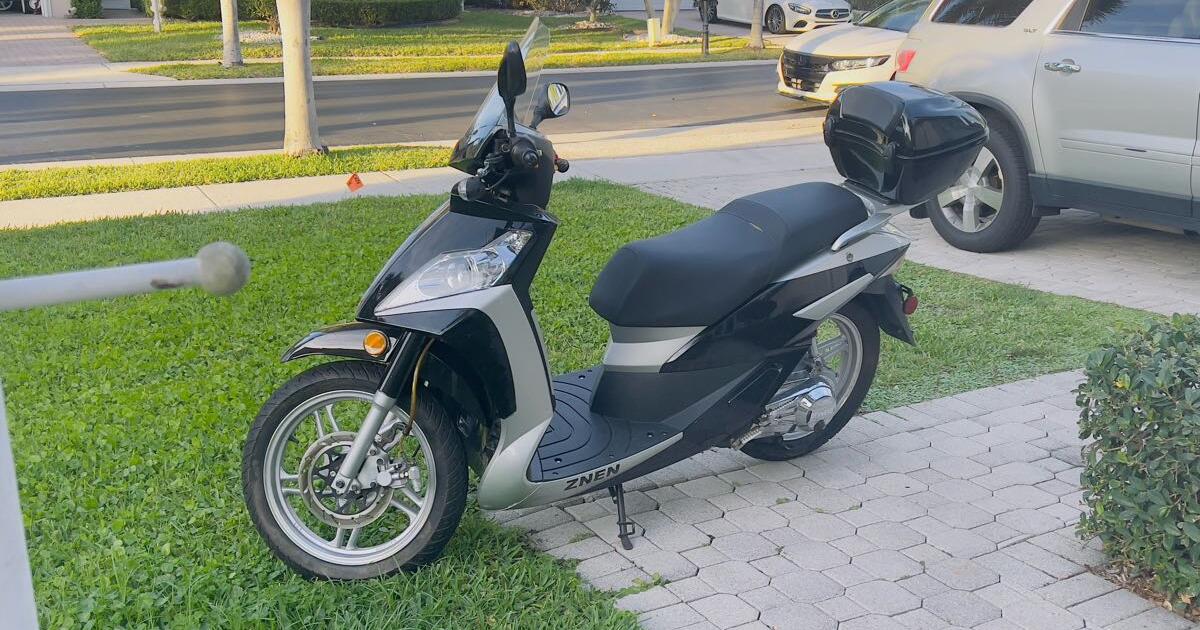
[261,390,436,566]
[780,312,863,441]
[766,7,785,33]
[935,147,1005,233]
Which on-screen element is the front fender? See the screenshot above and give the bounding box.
[281,322,400,363]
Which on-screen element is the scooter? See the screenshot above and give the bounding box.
[242,19,987,580]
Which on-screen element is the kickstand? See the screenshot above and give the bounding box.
[608,483,638,550]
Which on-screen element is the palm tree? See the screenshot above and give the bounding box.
[220,0,244,68]
[276,0,326,156]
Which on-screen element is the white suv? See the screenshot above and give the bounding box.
[897,0,1200,252]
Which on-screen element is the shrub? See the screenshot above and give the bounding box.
[73,0,104,18]
[310,0,459,27]
[1077,314,1200,613]
[166,0,459,26]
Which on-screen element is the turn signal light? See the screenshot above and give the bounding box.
[363,330,389,357]
[903,295,919,315]
[897,49,917,73]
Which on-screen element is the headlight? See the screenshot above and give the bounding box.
[788,3,812,13]
[377,230,532,310]
[829,56,890,71]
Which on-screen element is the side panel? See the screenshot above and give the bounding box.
[665,230,908,372]
[377,285,557,511]
[1032,32,1199,217]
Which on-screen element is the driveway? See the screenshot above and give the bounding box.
[498,371,1195,630]
[0,12,167,89]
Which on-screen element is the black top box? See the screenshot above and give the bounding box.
[824,82,987,206]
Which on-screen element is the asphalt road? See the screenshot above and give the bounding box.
[0,63,825,165]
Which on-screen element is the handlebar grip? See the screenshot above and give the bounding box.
[0,242,251,312]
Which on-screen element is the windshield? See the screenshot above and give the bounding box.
[450,19,550,173]
[856,0,929,32]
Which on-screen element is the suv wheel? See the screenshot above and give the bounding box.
[925,113,1039,252]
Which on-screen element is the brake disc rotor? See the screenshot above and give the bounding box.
[297,432,394,529]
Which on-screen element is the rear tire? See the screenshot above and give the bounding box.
[243,360,467,580]
[741,301,880,461]
[925,112,1040,252]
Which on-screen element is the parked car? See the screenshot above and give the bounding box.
[700,0,852,34]
[777,0,931,102]
[898,0,1200,252]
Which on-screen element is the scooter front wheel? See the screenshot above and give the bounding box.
[242,360,467,580]
[741,301,880,461]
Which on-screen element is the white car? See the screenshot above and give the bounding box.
[778,0,930,102]
[898,0,1200,252]
[701,0,852,34]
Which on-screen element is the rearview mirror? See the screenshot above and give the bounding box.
[496,41,527,134]
[530,83,571,129]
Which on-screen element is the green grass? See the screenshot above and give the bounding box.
[0,146,450,202]
[0,181,1153,625]
[76,12,752,63]
[135,46,780,79]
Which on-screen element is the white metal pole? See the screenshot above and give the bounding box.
[0,382,38,630]
[0,243,250,630]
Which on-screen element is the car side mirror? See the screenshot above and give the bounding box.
[496,41,527,135]
[530,83,571,129]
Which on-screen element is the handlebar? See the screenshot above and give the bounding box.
[0,242,251,313]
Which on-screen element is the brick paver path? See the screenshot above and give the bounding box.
[0,14,106,67]
[489,371,1195,629]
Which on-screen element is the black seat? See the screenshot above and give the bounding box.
[589,182,868,328]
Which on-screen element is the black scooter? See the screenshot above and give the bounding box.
[241,19,987,580]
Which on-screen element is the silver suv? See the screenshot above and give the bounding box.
[897,0,1200,252]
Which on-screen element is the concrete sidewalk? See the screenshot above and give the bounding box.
[4,137,1200,316]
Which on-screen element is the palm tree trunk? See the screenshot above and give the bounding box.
[748,0,764,49]
[151,0,163,33]
[276,0,325,156]
[220,0,243,68]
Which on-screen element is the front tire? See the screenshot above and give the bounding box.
[925,112,1040,252]
[741,301,880,461]
[243,360,467,580]
[766,5,787,34]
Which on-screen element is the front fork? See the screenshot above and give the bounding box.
[329,332,427,495]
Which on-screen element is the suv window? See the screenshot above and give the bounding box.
[1069,0,1200,40]
[931,0,1034,26]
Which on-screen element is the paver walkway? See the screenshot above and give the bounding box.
[0,14,169,89]
[490,371,1195,630]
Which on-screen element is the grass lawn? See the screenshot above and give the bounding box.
[135,47,780,80]
[0,146,449,202]
[76,12,757,64]
[0,181,1152,625]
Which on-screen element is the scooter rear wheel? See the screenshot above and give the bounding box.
[741,301,880,461]
[242,360,467,580]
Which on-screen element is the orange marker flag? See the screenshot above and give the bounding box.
[347,173,364,193]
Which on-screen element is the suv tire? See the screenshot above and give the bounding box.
[925,112,1040,252]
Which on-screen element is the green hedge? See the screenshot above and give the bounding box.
[164,0,459,25]
[1077,315,1200,614]
[311,0,459,26]
[73,0,104,18]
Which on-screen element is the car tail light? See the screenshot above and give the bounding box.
[897,49,917,73]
